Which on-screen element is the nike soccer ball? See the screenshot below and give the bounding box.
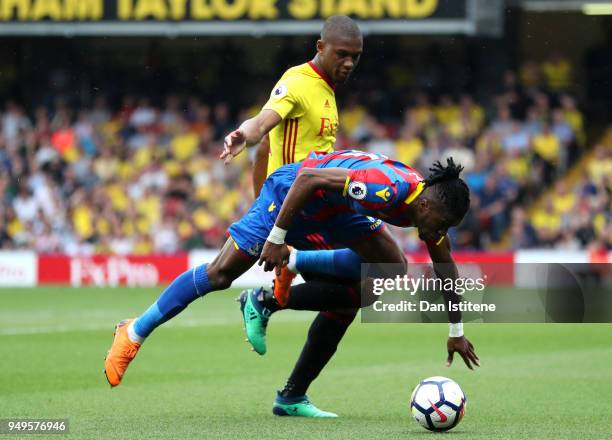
[410,376,466,431]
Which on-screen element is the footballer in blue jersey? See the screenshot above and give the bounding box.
[228,150,447,259]
[104,151,479,417]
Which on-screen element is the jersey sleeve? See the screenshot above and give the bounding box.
[262,76,306,120]
[341,168,401,215]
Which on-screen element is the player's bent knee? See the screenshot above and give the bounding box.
[206,265,234,291]
[211,273,233,290]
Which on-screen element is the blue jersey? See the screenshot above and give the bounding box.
[299,150,425,227]
[229,150,425,257]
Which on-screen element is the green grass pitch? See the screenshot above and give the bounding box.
[1,287,611,439]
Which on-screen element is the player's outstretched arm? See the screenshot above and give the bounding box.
[427,238,480,370]
[221,109,281,164]
[252,135,270,198]
[258,167,349,273]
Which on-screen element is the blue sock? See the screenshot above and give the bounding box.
[295,249,363,279]
[133,264,210,338]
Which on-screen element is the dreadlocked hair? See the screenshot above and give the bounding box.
[424,157,470,223]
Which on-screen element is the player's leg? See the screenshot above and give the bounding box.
[104,162,297,386]
[272,228,407,417]
[287,247,364,280]
[104,238,255,387]
[132,237,255,341]
[240,274,360,356]
[241,218,397,357]
[272,306,356,418]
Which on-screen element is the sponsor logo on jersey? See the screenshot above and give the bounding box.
[324,99,330,108]
[348,181,367,200]
[368,217,383,230]
[375,187,392,201]
[268,202,276,212]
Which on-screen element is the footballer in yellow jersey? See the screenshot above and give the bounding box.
[220,16,362,195]
[262,61,338,175]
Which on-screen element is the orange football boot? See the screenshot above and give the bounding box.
[104,319,141,387]
[273,265,296,308]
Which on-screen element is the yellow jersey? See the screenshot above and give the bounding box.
[262,61,338,176]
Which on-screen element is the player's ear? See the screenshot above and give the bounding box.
[316,39,325,54]
[418,197,430,212]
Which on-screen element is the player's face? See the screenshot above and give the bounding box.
[414,201,457,243]
[319,36,363,84]
[418,223,449,244]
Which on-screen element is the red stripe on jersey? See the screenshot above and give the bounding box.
[349,168,394,186]
[282,119,289,164]
[385,161,423,185]
[308,205,352,221]
[310,233,330,250]
[291,118,298,162]
[284,119,295,165]
[356,199,391,211]
[315,233,332,249]
[288,119,296,164]
[306,234,324,250]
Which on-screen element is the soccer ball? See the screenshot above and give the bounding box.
[410,376,466,431]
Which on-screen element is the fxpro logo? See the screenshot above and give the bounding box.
[70,257,159,287]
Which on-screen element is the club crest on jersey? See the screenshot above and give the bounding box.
[348,181,367,200]
[271,83,288,100]
[247,241,264,257]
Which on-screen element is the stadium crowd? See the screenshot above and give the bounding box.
[513,145,611,251]
[0,63,608,255]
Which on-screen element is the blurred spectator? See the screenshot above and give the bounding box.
[502,121,530,153]
[524,107,544,136]
[130,98,157,128]
[551,181,576,218]
[531,199,562,246]
[588,145,612,185]
[531,123,560,184]
[2,101,31,142]
[509,207,538,249]
[477,175,507,243]
[560,95,585,147]
[451,196,482,249]
[541,52,573,93]
[395,125,423,166]
[12,184,39,224]
[490,105,513,139]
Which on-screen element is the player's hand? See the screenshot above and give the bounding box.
[221,129,247,164]
[258,241,290,275]
[446,336,479,370]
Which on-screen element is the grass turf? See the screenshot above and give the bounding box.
[1,287,611,439]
